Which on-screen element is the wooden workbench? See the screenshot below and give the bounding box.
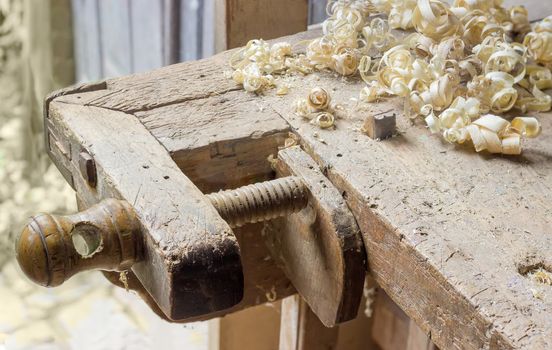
[44,20,552,350]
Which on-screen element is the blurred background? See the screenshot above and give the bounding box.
[0,1,327,349]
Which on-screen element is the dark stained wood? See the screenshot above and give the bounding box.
[265,146,365,327]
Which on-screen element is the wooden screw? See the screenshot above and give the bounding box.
[363,113,396,140]
[207,176,309,228]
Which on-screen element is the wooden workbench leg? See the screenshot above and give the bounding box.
[209,303,282,350]
[406,321,437,350]
[372,291,436,350]
[279,295,339,350]
[215,0,308,51]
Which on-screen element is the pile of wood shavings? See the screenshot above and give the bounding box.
[229,0,552,155]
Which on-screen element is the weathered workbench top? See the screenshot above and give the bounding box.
[46,26,552,349]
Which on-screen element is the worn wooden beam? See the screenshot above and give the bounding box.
[266,146,365,327]
[265,66,552,350]
[46,101,243,321]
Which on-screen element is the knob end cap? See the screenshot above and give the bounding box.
[16,214,68,287]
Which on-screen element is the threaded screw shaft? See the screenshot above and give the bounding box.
[206,176,309,228]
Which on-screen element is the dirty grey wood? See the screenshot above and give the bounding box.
[264,63,552,350]
[46,101,243,321]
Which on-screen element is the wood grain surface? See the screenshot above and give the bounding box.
[46,3,552,347]
[47,102,243,321]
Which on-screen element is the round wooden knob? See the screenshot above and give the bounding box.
[16,199,142,287]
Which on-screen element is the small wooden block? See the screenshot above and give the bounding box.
[363,113,396,140]
[264,146,366,327]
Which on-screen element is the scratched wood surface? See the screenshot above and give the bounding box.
[47,6,552,350]
[46,102,246,321]
[47,93,296,321]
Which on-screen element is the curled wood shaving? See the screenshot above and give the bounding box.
[227,0,551,155]
[510,6,531,40]
[307,87,331,110]
[281,132,300,149]
[454,114,540,154]
[412,0,461,40]
[535,15,552,34]
[276,85,290,95]
[119,271,129,292]
[532,269,552,286]
[230,40,292,93]
[524,31,552,68]
[296,87,337,129]
[312,112,336,129]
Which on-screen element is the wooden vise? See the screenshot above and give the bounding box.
[15,3,552,346]
[15,78,366,327]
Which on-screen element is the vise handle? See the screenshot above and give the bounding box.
[16,177,308,287]
[16,199,141,287]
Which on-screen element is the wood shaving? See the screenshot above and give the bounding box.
[119,271,130,292]
[312,132,328,144]
[228,0,552,155]
[266,154,278,170]
[312,112,336,129]
[276,85,289,95]
[531,268,552,286]
[307,87,332,110]
[295,88,338,129]
[279,132,300,150]
[265,286,277,302]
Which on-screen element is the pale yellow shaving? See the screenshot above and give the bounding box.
[227,0,550,156]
